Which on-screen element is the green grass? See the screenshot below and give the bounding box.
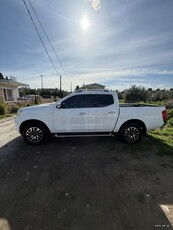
[119,100,124,103]
[117,100,173,156]
[149,127,173,146]
[0,114,13,120]
[145,107,173,156]
[148,125,173,156]
[118,105,173,156]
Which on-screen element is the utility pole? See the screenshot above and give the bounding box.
[40,75,43,88]
[60,75,62,92]
[70,82,72,92]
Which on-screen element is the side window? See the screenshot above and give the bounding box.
[75,95,91,108]
[62,95,91,108]
[62,96,75,108]
[91,95,114,107]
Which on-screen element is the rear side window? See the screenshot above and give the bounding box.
[90,94,114,107]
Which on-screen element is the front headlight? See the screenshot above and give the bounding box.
[16,109,23,116]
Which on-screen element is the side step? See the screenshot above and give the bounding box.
[54,132,114,138]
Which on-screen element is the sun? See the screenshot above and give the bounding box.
[80,16,90,30]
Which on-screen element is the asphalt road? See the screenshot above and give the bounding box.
[0,118,173,230]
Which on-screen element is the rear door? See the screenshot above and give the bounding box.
[88,94,118,131]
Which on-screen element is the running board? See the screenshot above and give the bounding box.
[54,132,113,138]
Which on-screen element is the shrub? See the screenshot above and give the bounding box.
[167,117,173,128]
[124,85,148,103]
[165,99,173,109]
[166,109,173,121]
[0,103,6,115]
[168,108,173,117]
[10,106,19,114]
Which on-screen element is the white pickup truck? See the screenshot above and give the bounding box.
[15,90,166,145]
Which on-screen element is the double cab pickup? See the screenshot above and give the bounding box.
[15,90,166,144]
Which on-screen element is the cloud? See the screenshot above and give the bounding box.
[86,0,101,11]
[69,67,173,90]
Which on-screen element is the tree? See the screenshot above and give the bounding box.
[152,90,169,101]
[19,87,30,97]
[124,85,148,103]
[0,73,4,79]
[116,90,123,100]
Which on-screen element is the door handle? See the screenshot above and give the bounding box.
[79,112,87,115]
[108,111,115,114]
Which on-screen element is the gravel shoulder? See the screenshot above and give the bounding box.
[0,116,19,148]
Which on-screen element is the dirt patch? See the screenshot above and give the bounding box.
[0,136,173,229]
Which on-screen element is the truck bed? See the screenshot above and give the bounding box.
[119,103,161,107]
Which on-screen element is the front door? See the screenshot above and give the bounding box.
[53,95,90,132]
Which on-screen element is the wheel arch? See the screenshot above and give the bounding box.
[20,119,50,134]
[118,119,147,135]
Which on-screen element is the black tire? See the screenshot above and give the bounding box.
[119,123,142,144]
[22,122,49,145]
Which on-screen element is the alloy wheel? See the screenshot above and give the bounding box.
[124,126,140,143]
[26,127,44,143]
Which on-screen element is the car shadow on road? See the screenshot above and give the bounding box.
[0,136,173,229]
[0,136,22,164]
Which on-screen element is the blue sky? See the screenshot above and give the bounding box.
[0,0,173,91]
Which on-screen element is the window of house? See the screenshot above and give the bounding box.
[3,89,7,101]
[7,89,12,98]
[3,89,13,101]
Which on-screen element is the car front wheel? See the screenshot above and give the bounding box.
[22,123,49,145]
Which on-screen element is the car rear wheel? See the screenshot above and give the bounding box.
[22,123,49,145]
[120,123,142,144]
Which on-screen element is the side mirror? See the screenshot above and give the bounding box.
[60,103,66,109]
[56,104,61,109]
[56,103,66,109]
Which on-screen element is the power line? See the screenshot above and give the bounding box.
[23,0,62,80]
[28,0,72,85]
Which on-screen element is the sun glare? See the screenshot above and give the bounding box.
[80,16,90,30]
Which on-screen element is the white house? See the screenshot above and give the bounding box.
[0,77,28,102]
[80,83,105,90]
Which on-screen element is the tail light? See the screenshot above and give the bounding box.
[162,110,167,123]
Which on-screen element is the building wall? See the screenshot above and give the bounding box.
[81,84,105,90]
[0,85,19,102]
[13,87,19,101]
[0,87,4,102]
